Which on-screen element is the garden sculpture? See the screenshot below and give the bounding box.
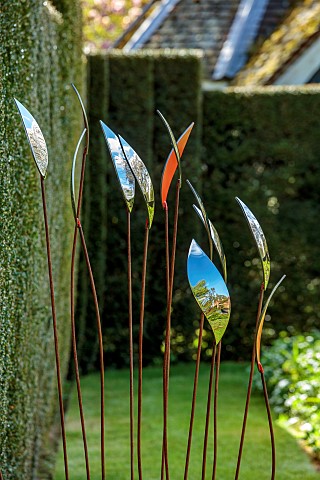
[14,93,286,480]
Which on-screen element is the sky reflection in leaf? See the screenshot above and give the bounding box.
[100,121,135,212]
[236,197,271,289]
[14,98,48,178]
[188,239,230,344]
[119,135,154,228]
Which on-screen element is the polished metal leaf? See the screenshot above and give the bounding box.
[256,275,286,365]
[187,239,231,344]
[72,83,89,153]
[100,122,135,213]
[236,197,271,289]
[158,110,194,205]
[14,98,48,178]
[71,129,87,220]
[119,135,154,228]
[193,205,227,282]
[187,180,227,282]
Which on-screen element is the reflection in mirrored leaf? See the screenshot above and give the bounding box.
[14,98,48,178]
[119,135,154,228]
[100,122,135,213]
[256,275,286,365]
[71,129,87,220]
[72,84,89,152]
[187,239,231,344]
[193,205,227,282]
[236,197,271,289]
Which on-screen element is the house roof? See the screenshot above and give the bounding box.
[212,0,270,80]
[233,0,320,86]
[114,0,295,79]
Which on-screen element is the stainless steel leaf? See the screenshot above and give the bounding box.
[187,239,231,344]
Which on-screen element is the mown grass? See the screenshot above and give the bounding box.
[54,362,319,479]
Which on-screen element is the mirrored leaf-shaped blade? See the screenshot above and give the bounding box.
[100,122,135,212]
[71,128,87,220]
[119,135,154,228]
[256,275,286,365]
[14,98,48,178]
[72,84,89,152]
[187,239,231,344]
[193,205,227,282]
[236,197,271,289]
[159,113,194,205]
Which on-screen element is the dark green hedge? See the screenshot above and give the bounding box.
[83,54,320,369]
[80,51,203,369]
[0,1,83,478]
[202,86,320,359]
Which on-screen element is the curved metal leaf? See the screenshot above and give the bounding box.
[158,111,194,205]
[187,180,227,282]
[236,197,271,289]
[256,275,286,365]
[187,239,231,344]
[71,83,89,154]
[193,205,227,283]
[71,129,87,221]
[14,98,48,178]
[119,135,154,228]
[100,122,135,212]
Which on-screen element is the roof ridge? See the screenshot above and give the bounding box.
[122,0,182,51]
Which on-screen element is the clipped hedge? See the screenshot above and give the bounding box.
[0,1,83,478]
[202,86,320,359]
[80,50,203,369]
[83,54,320,368]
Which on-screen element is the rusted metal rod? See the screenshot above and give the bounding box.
[137,221,150,480]
[78,222,105,480]
[40,177,69,480]
[161,178,181,479]
[259,363,276,480]
[212,342,221,480]
[161,201,170,480]
[201,342,217,480]
[184,312,205,480]
[234,283,265,480]
[70,142,91,480]
[127,209,135,480]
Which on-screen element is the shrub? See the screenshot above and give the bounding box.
[255,331,320,459]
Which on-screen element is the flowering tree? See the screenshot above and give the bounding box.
[82,0,149,52]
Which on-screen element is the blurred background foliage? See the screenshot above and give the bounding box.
[254,331,320,461]
[77,51,320,372]
[82,0,150,52]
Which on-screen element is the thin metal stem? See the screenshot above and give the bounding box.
[234,283,265,480]
[260,368,276,480]
[40,177,69,480]
[78,224,105,480]
[71,225,90,479]
[201,342,217,480]
[184,312,205,480]
[161,179,181,480]
[70,144,91,479]
[127,210,135,480]
[161,202,170,480]
[212,342,221,480]
[138,221,149,480]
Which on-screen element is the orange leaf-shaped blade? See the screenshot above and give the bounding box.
[161,123,194,205]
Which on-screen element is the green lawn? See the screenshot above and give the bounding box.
[54,362,319,479]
